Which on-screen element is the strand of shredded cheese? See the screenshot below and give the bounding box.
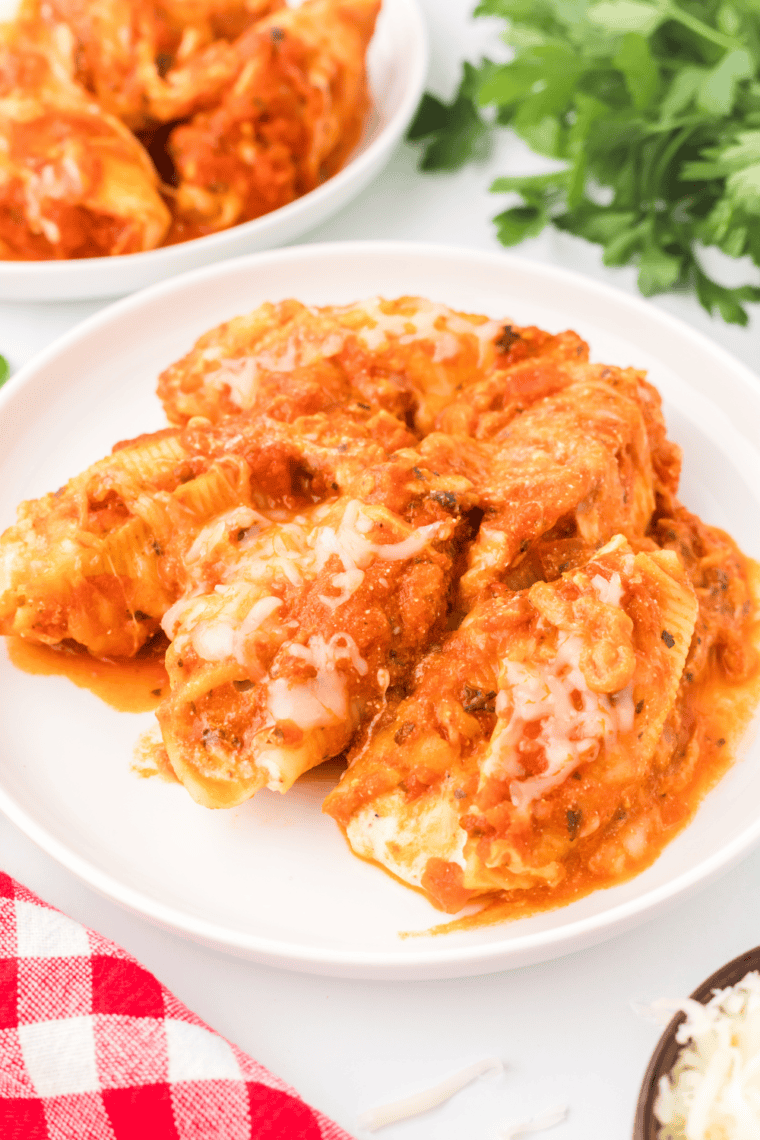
[357,1057,503,1132]
[500,1105,568,1139]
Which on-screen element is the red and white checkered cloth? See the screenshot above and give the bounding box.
[0,872,354,1140]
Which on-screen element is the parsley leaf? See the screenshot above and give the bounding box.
[408,0,760,324]
[407,62,489,170]
[0,356,9,388]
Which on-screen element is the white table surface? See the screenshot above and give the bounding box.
[2,3,760,1137]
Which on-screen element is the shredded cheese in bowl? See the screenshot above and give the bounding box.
[648,969,760,1140]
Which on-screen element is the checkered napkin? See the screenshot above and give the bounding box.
[0,872,354,1140]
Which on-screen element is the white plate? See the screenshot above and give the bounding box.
[0,0,427,302]
[1,241,760,980]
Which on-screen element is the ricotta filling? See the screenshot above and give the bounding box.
[207,356,259,404]
[590,569,623,607]
[346,787,467,889]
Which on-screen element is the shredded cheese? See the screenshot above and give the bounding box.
[162,516,307,641]
[232,520,312,587]
[161,592,202,640]
[207,299,504,409]
[164,500,441,665]
[653,971,760,1140]
[357,1057,503,1132]
[501,1105,568,1139]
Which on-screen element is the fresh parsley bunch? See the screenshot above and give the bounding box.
[409,0,760,324]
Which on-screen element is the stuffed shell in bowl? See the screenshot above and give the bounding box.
[0,0,427,298]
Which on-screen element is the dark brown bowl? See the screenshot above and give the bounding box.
[633,945,760,1139]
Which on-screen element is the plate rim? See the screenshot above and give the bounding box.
[2,238,760,979]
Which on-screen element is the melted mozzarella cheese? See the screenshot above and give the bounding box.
[167,500,442,674]
[267,632,367,730]
[371,526,443,560]
[161,591,203,639]
[205,297,503,409]
[208,330,347,406]
[289,631,369,677]
[341,297,503,363]
[184,506,268,571]
[267,673,346,729]
[232,520,312,587]
[315,500,442,609]
[314,500,374,608]
[163,517,308,641]
[489,632,631,812]
[190,595,282,665]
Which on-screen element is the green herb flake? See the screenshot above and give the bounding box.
[408,0,760,324]
[0,356,9,388]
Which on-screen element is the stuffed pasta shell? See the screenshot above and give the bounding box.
[18,0,283,129]
[324,535,701,911]
[0,21,171,259]
[0,406,414,657]
[166,0,380,237]
[157,452,479,807]
[156,295,585,432]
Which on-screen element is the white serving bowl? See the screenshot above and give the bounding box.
[1,241,759,979]
[0,0,427,302]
